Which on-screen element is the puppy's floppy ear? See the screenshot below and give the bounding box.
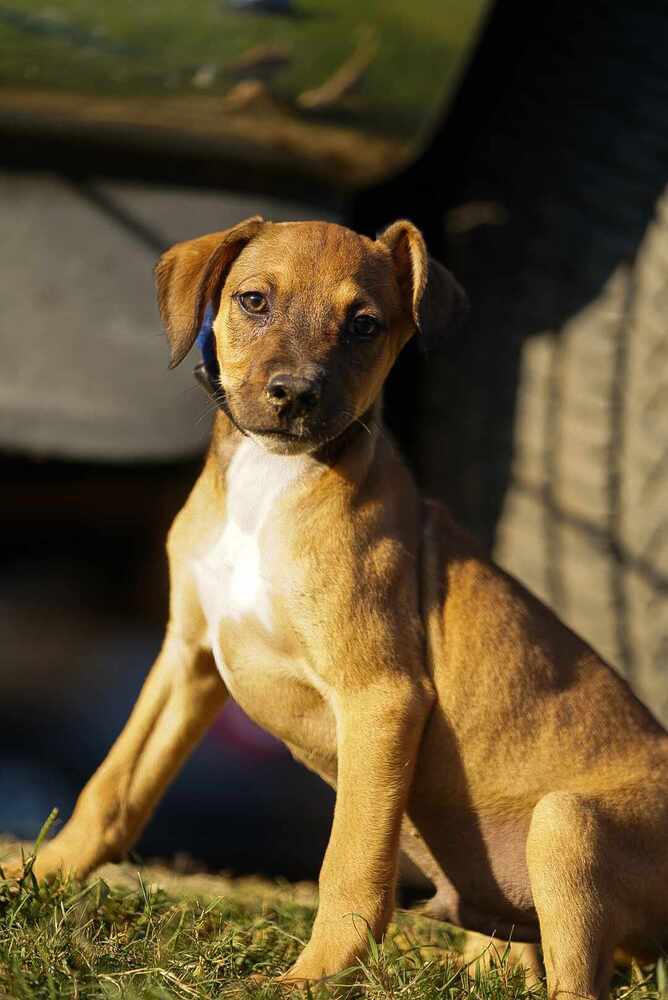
[377,219,468,351]
[155,215,265,368]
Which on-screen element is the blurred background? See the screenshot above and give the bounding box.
[1,0,667,880]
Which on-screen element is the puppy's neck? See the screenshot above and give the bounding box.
[223,436,317,534]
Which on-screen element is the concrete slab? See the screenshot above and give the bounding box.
[0,174,335,461]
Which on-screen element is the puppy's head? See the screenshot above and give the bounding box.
[156,217,467,454]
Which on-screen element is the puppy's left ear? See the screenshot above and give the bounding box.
[377,220,468,351]
[155,215,265,368]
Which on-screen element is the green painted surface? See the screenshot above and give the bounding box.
[0,0,490,144]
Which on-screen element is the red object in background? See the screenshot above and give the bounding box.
[212,700,289,761]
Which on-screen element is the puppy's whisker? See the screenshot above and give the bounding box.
[179,383,208,401]
[355,417,373,437]
[195,408,217,425]
[195,395,226,424]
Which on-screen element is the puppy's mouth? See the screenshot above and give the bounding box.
[225,406,308,441]
[241,427,315,446]
[242,424,328,454]
[223,391,357,454]
[240,418,355,455]
[244,426,304,440]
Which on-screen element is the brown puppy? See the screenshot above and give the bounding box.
[12,218,668,996]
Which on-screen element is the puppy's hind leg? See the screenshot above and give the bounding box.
[527,792,616,1000]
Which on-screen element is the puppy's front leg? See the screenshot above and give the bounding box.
[283,678,433,982]
[23,632,226,882]
[10,489,228,883]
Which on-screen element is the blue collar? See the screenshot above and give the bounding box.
[194,303,248,436]
[195,303,219,385]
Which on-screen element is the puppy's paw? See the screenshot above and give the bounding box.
[278,959,330,988]
[279,949,358,988]
[0,854,60,893]
[0,857,25,881]
[0,857,25,895]
[460,932,542,985]
[246,971,303,995]
[2,841,86,887]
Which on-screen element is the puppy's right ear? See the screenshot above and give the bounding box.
[377,219,468,352]
[155,215,264,368]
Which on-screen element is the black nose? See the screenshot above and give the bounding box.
[266,373,321,415]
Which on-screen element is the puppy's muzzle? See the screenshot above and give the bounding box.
[265,373,322,420]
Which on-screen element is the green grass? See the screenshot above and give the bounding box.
[0,0,488,139]
[0,868,512,1000]
[1,833,666,1000]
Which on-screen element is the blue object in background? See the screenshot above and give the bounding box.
[0,760,74,842]
[226,0,295,13]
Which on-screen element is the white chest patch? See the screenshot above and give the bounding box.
[192,439,317,679]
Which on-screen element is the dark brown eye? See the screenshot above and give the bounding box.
[238,291,268,315]
[351,314,380,338]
